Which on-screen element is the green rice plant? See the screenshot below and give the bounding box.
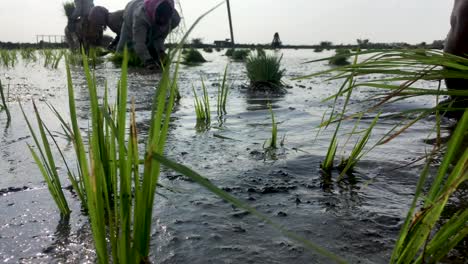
[41,49,63,68]
[111,51,145,67]
[217,65,229,116]
[203,47,213,53]
[25,3,226,262]
[20,48,37,63]
[182,48,206,65]
[225,48,234,57]
[329,49,351,66]
[0,79,11,124]
[20,101,71,216]
[337,113,380,177]
[391,109,468,263]
[263,104,278,149]
[0,49,16,68]
[193,77,211,127]
[231,49,250,61]
[215,47,222,52]
[246,53,285,89]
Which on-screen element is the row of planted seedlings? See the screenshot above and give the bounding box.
[0,48,68,68]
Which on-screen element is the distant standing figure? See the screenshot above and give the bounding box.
[444,0,468,114]
[117,0,181,70]
[272,32,282,49]
[88,6,124,51]
[71,0,94,20]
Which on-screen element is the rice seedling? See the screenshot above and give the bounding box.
[215,47,222,52]
[203,47,214,53]
[329,49,351,66]
[263,104,278,149]
[182,48,207,65]
[246,52,285,89]
[231,49,250,61]
[217,65,229,116]
[337,113,380,178]
[0,49,17,68]
[193,78,211,128]
[0,79,11,124]
[391,109,468,263]
[20,100,71,216]
[41,49,64,68]
[20,48,37,63]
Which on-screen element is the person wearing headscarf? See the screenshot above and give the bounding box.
[117,0,181,70]
[444,0,468,117]
[88,6,124,51]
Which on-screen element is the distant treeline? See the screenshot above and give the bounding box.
[0,41,68,50]
[0,40,444,51]
[169,42,444,51]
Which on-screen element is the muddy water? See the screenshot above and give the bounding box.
[0,50,450,263]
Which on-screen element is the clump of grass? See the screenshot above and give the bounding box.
[215,47,222,52]
[217,65,229,116]
[329,49,351,66]
[246,52,285,89]
[225,48,234,57]
[231,49,250,61]
[203,47,213,53]
[314,47,324,53]
[20,48,37,63]
[0,80,11,124]
[182,48,206,65]
[110,51,144,67]
[193,78,211,128]
[41,49,64,69]
[0,49,17,68]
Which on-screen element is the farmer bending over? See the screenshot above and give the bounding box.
[88,6,124,51]
[117,0,181,70]
[444,0,468,116]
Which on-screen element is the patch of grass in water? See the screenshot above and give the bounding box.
[246,52,285,90]
[182,48,206,65]
[329,49,351,66]
[231,49,250,61]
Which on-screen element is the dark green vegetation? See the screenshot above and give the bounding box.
[182,48,207,65]
[328,49,351,66]
[246,52,285,89]
[110,51,144,67]
[231,49,250,61]
[203,47,214,53]
[225,48,234,57]
[63,1,75,18]
[193,78,211,128]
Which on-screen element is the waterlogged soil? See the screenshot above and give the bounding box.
[0,50,455,263]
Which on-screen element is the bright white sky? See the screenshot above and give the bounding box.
[0,0,453,45]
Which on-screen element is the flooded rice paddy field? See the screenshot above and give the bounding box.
[0,49,453,263]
